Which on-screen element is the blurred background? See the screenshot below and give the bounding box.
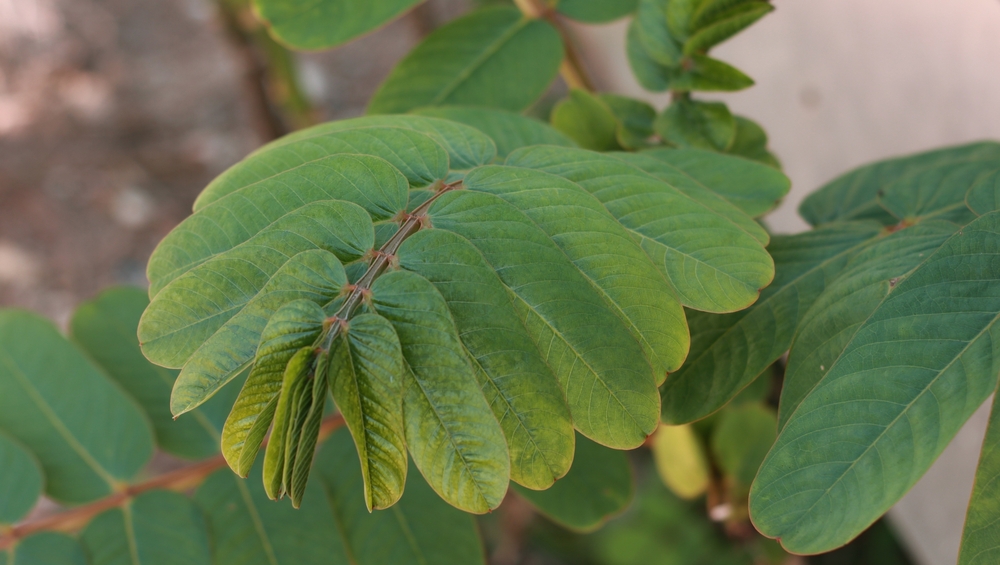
[1,0,998,563]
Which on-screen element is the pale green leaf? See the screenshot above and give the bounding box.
[966,169,1000,216]
[81,490,210,565]
[550,89,620,152]
[195,466,351,565]
[752,213,1000,554]
[0,311,153,504]
[262,346,314,500]
[879,160,998,223]
[639,147,789,217]
[651,424,710,499]
[328,313,408,510]
[0,432,42,525]
[253,0,423,50]
[959,381,1000,565]
[368,7,563,115]
[597,93,656,150]
[505,145,774,313]
[370,269,510,513]
[682,2,772,54]
[222,300,324,476]
[316,428,486,565]
[659,221,882,424]
[397,229,575,489]
[71,287,237,460]
[6,533,86,565]
[655,98,736,151]
[711,404,775,488]
[427,190,660,447]
[513,434,633,533]
[799,141,1000,227]
[412,106,575,158]
[556,0,638,22]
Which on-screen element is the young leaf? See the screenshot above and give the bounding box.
[263,347,314,500]
[651,424,710,499]
[878,160,998,224]
[71,287,236,460]
[81,490,210,565]
[668,54,754,92]
[367,6,563,114]
[316,428,486,565]
[370,269,510,513]
[0,433,42,526]
[659,221,882,424]
[799,141,1000,227]
[0,311,154,504]
[752,213,1000,554]
[5,533,87,565]
[253,0,423,50]
[626,20,673,92]
[196,467,352,565]
[632,0,682,67]
[959,380,1000,565]
[682,2,773,55]
[397,229,575,490]
[966,169,1000,216]
[505,146,774,313]
[222,299,325,476]
[654,98,736,151]
[328,313,408,511]
[412,106,575,158]
[556,0,639,23]
[690,0,763,30]
[427,190,661,447]
[639,147,789,217]
[665,0,701,41]
[513,435,633,532]
[550,89,621,152]
[598,93,656,150]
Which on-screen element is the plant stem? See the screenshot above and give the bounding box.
[512,0,594,91]
[0,415,345,549]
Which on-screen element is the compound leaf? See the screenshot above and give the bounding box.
[368,7,563,115]
[752,212,1000,554]
[253,0,423,50]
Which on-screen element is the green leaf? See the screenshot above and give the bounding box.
[367,7,563,115]
[654,98,736,151]
[262,346,314,500]
[412,106,575,158]
[505,146,774,313]
[81,490,210,565]
[690,0,762,30]
[670,55,755,92]
[966,169,1000,216]
[632,0,682,67]
[195,467,352,565]
[556,0,638,22]
[651,424,710,499]
[397,229,575,489]
[665,0,700,41]
[146,153,397,298]
[879,160,998,223]
[799,141,1000,227]
[960,380,1000,565]
[513,434,633,532]
[683,2,772,54]
[639,147,789,217]
[253,0,423,50]
[71,287,235,460]
[711,404,775,489]
[223,299,325,476]
[0,433,42,525]
[626,22,673,92]
[550,89,621,152]
[427,190,661,447]
[370,269,510,513]
[464,165,688,379]
[752,213,1000,554]
[598,94,656,150]
[776,221,959,430]
[328,313,408,510]
[161,248,349,416]
[659,221,882,424]
[0,311,153,504]
[316,428,486,565]
[6,533,87,565]
[727,115,779,167]
[193,126,450,211]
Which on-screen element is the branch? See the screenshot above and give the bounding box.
[0,415,345,549]
[513,0,594,92]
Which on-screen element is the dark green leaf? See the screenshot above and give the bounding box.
[665,0,700,41]
[659,221,882,424]
[7,533,86,565]
[253,0,423,50]
[711,404,775,488]
[370,269,510,513]
[412,106,575,158]
[0,433,42,525]
[966,169,1000,216]
[632,0,682,67]
[879,161,998,223]
[316,428,486,565]
[654,98,736,151]
[368,7,563,115]
[556,0,638,22]
[81,490,210,565]
[669,55,755,93]
[753,214,1000,554]
[550,89,621,152]
[626,21,673,92]
[598,94,656,150]
[0,311,153,504]
[959,380,1000,565]
[683,2,772,54]
[513,434,633,532]
[727,115,779,167]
